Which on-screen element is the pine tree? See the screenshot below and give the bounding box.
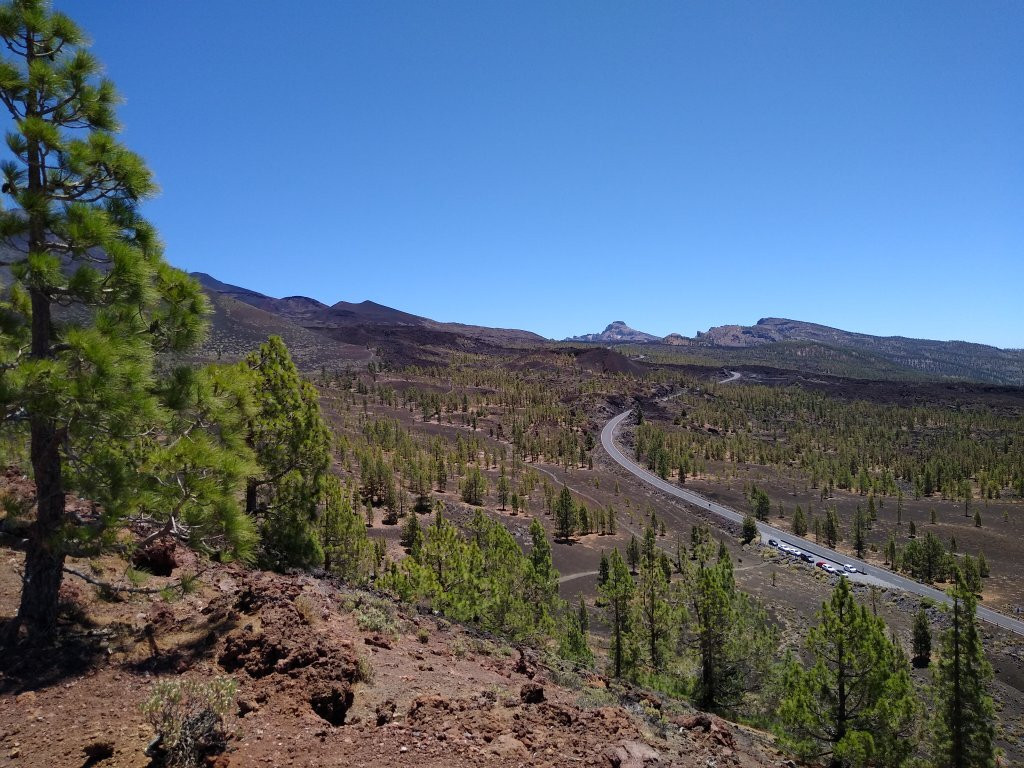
[554,485,575,540]
[961,555,981,596]
[634,535,672,674]
[792,505,807,536]
[319,475,372,581]
[824,507,841,548]
[577,594,589,633]
[577,504,590,535]
[852,507,866,557]
[626,534,641,574]
[0,1,239,641]
[597,550,610,588]
[931,571,996,768]
[558,606,593,666]
[641,525,657,570]
[496,466,510,510]
[527,518,557,606]
[521,517,558,634]
[600,549,636,678]
[242,337,331,570]
[460,465,487,506]
[912,607,931,667]
[778,578,919,767]
[685,540,774,712]
[741,514,758,544]
[749,486,771,521]
[400,508,423,556]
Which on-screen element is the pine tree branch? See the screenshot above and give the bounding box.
[62,565,165,594]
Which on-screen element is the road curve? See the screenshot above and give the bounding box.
[601,407,1024,637]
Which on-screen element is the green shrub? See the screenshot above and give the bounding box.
[355,604,396,636]
[294,593,321,625]
[355,656,375,684]
[142,677,237,768]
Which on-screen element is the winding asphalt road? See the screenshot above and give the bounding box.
[601,406,1024,637]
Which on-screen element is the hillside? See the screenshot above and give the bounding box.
[190,290,373,371]
[560,315,1023,385]
[192,272,546,367]
[691,317,1024,386]
[0,539,782,768]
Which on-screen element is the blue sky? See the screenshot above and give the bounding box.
[56,1,1023,346]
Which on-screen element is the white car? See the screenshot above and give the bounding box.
[822,564,838,574]
[843,564,859,574]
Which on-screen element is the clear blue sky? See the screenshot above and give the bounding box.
[56,1,1023,347]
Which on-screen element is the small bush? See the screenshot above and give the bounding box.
[294,593,320,625]
[339,596,357,613]
[355,604,396,636]
[416,628,430,644]
[354,656,375,684]
[179,571,201,595]
[468,637,495,656]
[451,637,468,659]
[142,677,237,768]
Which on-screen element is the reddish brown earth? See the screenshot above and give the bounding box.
[0,547,789,768]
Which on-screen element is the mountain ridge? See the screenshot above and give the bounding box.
[187,272,1022,384]
[566,320,660,343]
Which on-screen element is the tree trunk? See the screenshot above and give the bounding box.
[245,478,258,517]
[15,291,67,643]
[10,33,68,645]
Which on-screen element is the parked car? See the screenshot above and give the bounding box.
[844,564,858,574]
[816,560,826,568]
[768,539,778,547]
[823,564,838,574]
[800,553,814,563]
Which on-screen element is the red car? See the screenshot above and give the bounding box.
[816,560,826,568]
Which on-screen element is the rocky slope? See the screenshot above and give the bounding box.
[192,272,547,367]
[0,545,787,768]
[690,317,1024,386]
[567,322,661,344]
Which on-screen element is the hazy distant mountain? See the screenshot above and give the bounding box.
[567,321,660,343]
[686,317,1024,386]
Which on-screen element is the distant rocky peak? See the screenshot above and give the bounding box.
[566,321,660,343]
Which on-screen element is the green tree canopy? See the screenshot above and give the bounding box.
[600,548,636,678]
[684,533,774,712]
[0,0,239,641]
[554,485,575,540]
[778,578,918,768]
[242,336,331,571]
[930,571,996,768]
